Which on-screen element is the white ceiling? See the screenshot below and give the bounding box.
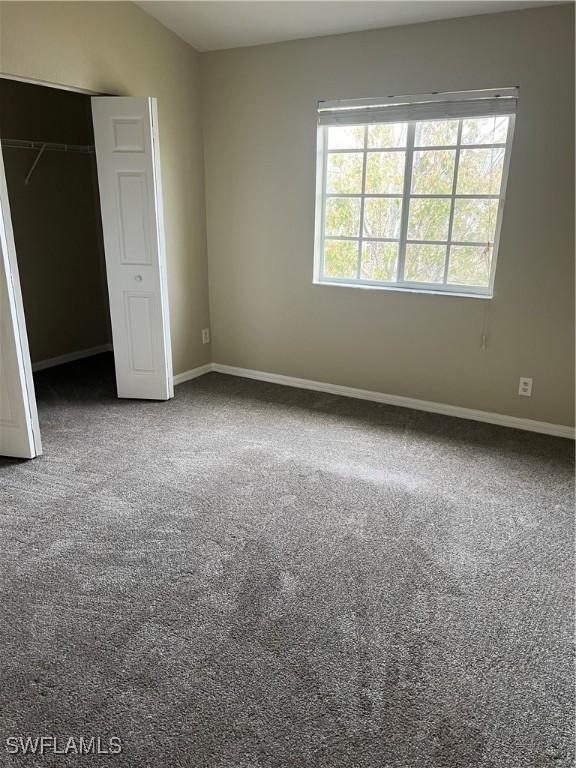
[136,1,563,52]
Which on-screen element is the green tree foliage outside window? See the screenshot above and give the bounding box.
[321,116,509,291]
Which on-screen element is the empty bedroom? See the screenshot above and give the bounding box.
[0,1,573,766]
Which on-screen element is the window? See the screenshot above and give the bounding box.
[314,89,517,297]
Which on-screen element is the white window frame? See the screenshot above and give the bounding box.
[313,94,517,299]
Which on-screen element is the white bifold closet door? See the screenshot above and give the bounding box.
[0,148,41,459]
[92,97,173,400]
[0,94,173,459]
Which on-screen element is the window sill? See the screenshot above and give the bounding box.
[313,279,493,300]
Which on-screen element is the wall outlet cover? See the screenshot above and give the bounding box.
[518,377,533,397]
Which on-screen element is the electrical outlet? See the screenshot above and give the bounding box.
[202,328,210,345]
[518,377,533,397]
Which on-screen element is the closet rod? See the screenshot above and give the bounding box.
[0,138,95,153]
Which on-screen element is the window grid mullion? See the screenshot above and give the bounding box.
[397,122,415,282]
[356,126,369,280]
[327,193,401,199]
[443,120,463,284]
[326,193,501,200]
[328,236,399,243]
[327,142,505,154]
[325,236,503,246]
[319,126,329,280]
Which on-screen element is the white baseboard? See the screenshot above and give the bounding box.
[173,363,213,386]
[172,361,574,439]
[209,363,575,440]
[32,343,113,372]
[32,347,573,438]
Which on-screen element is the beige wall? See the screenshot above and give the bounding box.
[0,0,209,375]
[0,3,573,427]
[201,5,575,427]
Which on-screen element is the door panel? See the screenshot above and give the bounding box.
[91,97,173,400]
[0,146,41,459]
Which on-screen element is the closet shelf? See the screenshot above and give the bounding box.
[1,138,95,184]
[1,138,95,153]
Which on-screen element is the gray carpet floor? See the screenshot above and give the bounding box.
[0,353,573,768]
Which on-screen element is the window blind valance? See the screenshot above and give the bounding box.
[317,88,518,126]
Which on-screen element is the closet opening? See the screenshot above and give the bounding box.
[1,77,174,458]
[0,77,115,416]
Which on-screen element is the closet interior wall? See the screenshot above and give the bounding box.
[0,78,110,366]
